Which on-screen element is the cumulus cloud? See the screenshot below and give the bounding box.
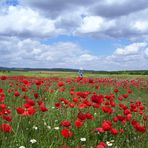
[0,6,63,38]
[0,37,99,69]
[144,48,148,58]
[0,36,148,70]
[0,0,148,39]
[20,0,148,18]
[19,0,92,18]
[114,43,147,55]
[1,0,148,70]
[77,16,104,33]
[76,10,148,39]
[91,0,148,18]
[108,42,148,70]
[17,0,148,39]
[77,16,115,34]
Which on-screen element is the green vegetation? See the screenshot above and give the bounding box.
[0,70,148,78]
[0,74,147,148]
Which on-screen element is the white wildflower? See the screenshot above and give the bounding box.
[110,140,114,143]
[32,125,38,130]
[80,138,86,142]
[106,141,113,147]
[19,146,25,148]
[30,139,37,144]
[47,126,51,129]
[126,139,129,143]
[54,127,59,130]
[55,120,58,122]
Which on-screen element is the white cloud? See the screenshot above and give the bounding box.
[133,21,148,31]
[105,0,128,5]
[1,1,148,70]
[77,16,104,33]
[77,16,115,34]
[1,1,148,39]
[0,37,98,69]
[107,42,148,70]
[144,48,148,57]
[114,42,147,55]
[0,6,63,38]
[79,54,98,61]
[0,36,148,70]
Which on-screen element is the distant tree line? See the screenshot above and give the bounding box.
[90,71,148,75]
[0,70,10,73]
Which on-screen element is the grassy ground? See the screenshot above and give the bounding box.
[0,71,147,148]
[1,70,148,78]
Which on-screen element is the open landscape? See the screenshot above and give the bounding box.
[0,71,147,148]
[1,0,148,147]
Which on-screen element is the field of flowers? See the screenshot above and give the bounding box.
[0,75,148,148]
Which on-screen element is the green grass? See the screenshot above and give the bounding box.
[1,70,148,78]
[0,73,148,148]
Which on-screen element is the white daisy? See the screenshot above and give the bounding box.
[32,125,38,130]
[80,138,86,142]
[106,141,113,146]
[54,127,59,130]
[47,126,51,129]
[19,146,25,148]
[30,139,37,144]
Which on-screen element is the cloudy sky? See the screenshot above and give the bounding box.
[0,0,148,70]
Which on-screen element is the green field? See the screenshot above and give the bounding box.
[0,71,147,148]
[1,70,148,78]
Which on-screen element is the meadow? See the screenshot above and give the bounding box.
[0,71,147,148]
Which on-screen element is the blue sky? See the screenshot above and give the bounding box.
[42,35,130,56]
[6,0,18,5]
[0,0,148,70]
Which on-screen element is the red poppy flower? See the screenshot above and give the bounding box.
[95,142,106,148]
[55,103,61,108]
[91,95,104,104]
[27,99,35,106]
[73,98,79,103]
[40,105,48,112]
[34,93,39,98]
[16,107,25,114]
[77,112,86,121]
[110,128,119,135]
[61,121,71,127]
[35,80,42,86]
[14,91,20,97]
[58,82,64,87]
[3,115,12,122]
[0,123,12,133]
[95,127,104,133]
[85,113,94,120]
[61,146,69,148]
[102,106,113,114]
[1,76,7,80]
[27,107,36,116]
[75,120,84,128]
[61,129,73,138]
[102,120,112,131]
[114,88,119,93]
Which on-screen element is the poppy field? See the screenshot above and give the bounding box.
[0,74,148,148]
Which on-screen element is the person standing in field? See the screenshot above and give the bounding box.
[78,68,83,78]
